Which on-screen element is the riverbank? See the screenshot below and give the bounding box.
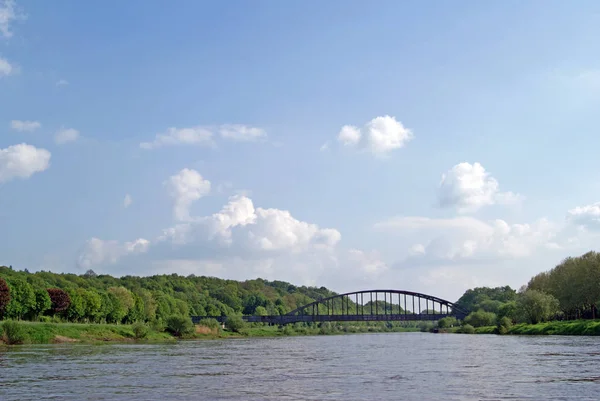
[439,319,600,336]
[0,321,421,345]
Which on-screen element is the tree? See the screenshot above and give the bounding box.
[225,315,246,333]
[5,278,36,320]
[30,289,51,319]
[165,315,194,337]
[516,289,560,324]
[47,288,71,315]
[0,277,10,319]
[464,310,497,327]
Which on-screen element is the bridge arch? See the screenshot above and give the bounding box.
[285,289,468,321]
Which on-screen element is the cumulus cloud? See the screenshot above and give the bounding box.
[567,202,600,230]
[10,120,41,132]
[140,126,214,150]
[438,162,522,213]
[77,237,150,269]
[165,168,211,221]
[219,124,266,141]
[123,194,132,208]
[376,215,557,263]
[55,128,79,144]
[0,0,17,38]
[336,115,413,155]
[0,143,51,183]
[0,57,13,77]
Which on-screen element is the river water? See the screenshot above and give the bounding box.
[1,332,599,400]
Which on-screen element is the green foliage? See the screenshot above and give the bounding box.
[132,321,149,339]
[2,320,27,344]
[459,324,475,334]
[455,286,517,312]
[527,251,600,319]
[4,278,36,320]
[464,310,497,327]
[417,321,434,332]
[497,316,513,334]
[437,316,458,328]
[198,318,220,330]
[225,315,246,333]
[165,315,194,337]
[31,289,51,318]
[516,289,560,324]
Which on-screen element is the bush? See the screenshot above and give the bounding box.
[224,315,246,333]
[459,324,475,334]
[437,317,458,329]
[464,310,497,327]
[150,318,165,332]
[38,315,52,323]
[165,315,194,337]
[2,320,27,344]
[418,321,434,332]
[496,316,513,335]
[198,318,220,330]
[132,322,149,339]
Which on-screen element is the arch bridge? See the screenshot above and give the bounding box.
[192,289,468,325]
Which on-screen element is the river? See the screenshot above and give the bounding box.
[1,332,599,400]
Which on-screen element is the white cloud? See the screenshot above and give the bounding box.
[123,194,132,208]
[438,162,522,213]
[77,237,150,269]
[0,0,17,38]
[0,57,13,77]
[140,126,214,149]
[337,125,362,146]
[55,128,80,144]
[219,124,266,142]
[0,143,51,183]
[10,120,41,132]
[567,202,600,230]
[336,115,413,155]
[319,141,330,152]
[165,168,211,221]
[376,215,558,263]
[56,79,69,86]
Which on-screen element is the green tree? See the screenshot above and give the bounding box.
[464,310,497,327]
[29,289,51,319]
[5,278,36,320]
[516,289,560,324]
[225,315,246,333]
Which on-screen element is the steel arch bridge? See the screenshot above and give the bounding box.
[192,289,469,325]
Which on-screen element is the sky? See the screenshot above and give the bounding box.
[2,0,600,302]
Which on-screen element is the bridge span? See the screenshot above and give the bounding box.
[192,289,468,325]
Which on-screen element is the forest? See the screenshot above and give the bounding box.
[1,250,600,330]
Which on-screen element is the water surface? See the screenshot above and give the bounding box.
[1,333,599,400]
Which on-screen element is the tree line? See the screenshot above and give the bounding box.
[453,251,600,328]
[0,266,340,324]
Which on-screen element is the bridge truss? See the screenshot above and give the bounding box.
[192,289,468,325]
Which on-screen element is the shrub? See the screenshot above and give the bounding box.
[132,322,149,339]
[165,315,194,337]
[437,317,458,329]
[150,318,165,332]
[38,316,52,323]
[2,320,27,344]
[418,321,434,332]
[198,318,220,330]
[459,324,475,334]
[224,315,246,333]
[464,310,497,327]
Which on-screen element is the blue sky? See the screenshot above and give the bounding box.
[2,0,600,301]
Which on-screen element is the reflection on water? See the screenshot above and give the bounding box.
[1,333,600,400]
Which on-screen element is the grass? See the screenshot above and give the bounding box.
[1,321,176,345]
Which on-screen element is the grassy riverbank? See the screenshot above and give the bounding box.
[0,321,422,345]
[440,319,600,336]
